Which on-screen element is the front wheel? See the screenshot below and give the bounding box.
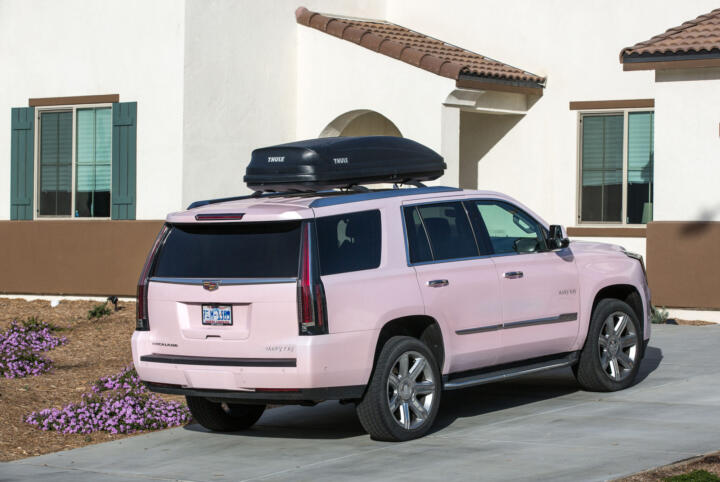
[186,396,265,432]
[574,298,643,392]
[356,336,441,441]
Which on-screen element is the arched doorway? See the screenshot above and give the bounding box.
[320,109,402,138]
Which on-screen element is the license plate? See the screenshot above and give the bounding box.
[202,305,233,326]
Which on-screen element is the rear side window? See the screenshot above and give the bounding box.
[404,202,479,262]
[153,222,301,278]
[316,210,381,275]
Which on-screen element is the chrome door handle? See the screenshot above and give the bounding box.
[504,271,524,279]
[427,279,449,288]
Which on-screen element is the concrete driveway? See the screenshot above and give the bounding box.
[3,324,720,482]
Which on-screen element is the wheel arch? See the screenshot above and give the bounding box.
[371,315,445,375]
[591,283,645,342]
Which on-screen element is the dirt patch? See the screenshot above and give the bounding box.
[673,319,717,326]
[618,452,720,481]
[0,297,184,462]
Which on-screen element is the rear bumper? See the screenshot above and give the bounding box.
[145,382,365,403]
[132,329,377,393]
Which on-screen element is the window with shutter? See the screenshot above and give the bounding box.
[578,110,654,225]
[9,100,136,220]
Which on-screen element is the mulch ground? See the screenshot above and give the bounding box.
[0,297,184,462]
[618,452,720,481]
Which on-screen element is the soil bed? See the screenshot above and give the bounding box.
[618,452,720,481]
[0,297,184,461]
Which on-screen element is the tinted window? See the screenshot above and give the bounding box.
[403,207,433,264]
[153,222,301,278]
[413,202,478,261]
[474,201,546,254]
[316,210,381,275]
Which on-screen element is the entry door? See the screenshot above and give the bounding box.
[403,201,502,373]
[468,200,580,364]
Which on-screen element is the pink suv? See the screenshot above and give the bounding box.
[132,138,650,441]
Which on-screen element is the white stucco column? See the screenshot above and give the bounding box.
[440,105,461,188]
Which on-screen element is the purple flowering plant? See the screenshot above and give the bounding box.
[0,319,68,378]
[25,365,191,434]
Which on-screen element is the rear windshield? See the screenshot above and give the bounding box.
[152,222,301,278]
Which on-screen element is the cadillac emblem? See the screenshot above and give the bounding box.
[202,280,220,291]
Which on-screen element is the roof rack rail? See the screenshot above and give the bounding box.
[187,191,288,210]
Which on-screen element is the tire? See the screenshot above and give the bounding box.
[574,298,643,392]
[356,336,441,441]
[186,396,265,432]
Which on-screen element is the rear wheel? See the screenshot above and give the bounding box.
[356,336,441,441]
[186,396,265,432]
[574,298,642,392]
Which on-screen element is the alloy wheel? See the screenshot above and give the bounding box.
[386,350,437,430]
[598,311,638,381]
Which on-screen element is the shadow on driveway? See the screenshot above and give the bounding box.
[183,346,663,440]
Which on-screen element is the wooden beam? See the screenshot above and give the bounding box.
[569,99,654,110]
[29,94,120,107]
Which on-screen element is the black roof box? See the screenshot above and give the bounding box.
[244,136,446,192]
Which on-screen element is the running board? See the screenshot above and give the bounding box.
[443,352,579,390]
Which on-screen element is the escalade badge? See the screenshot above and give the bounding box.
[203,281,220,291]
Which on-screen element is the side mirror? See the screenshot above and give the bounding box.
[548,225,570,250]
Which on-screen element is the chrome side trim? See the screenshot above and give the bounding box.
[455,324,503,335]
[503,312,577,329]
[149,277,297,286]
[455,312,577,335]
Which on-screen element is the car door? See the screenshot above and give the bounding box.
[403,200,502,373]
[467,200,580,364]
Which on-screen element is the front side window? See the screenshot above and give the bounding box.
[37,106,111,217]
[473,201,546,254]
[403,201,479,263]
[316,210,381,275]
[579,110,654,224]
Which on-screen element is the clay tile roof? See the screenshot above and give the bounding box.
[295,6,545,88]
[621,7,720,60]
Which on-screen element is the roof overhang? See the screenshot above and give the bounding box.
[621,52,720,71]
[296,6,545,95]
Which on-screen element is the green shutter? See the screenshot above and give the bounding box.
[10,107,35,220]
[111,102,137,219]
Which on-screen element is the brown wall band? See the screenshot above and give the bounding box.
[29,94,120,107]
[569,99,654,110]
[567,227,647,238]
[646,221,720,310]
[622,58,720,71]
[0,220,164,297]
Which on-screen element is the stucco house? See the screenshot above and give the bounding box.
[2,1,719,320]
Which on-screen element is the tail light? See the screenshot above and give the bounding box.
[136,225,169,331]
[297,222,328,335]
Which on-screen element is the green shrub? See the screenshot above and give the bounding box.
[664,470,720,482]
[87,303,112,320]
[22,316,61,332]
[651,306,669,324]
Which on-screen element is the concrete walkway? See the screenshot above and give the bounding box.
[3,324,720,482]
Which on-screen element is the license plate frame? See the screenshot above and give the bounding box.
[201,304,233,326]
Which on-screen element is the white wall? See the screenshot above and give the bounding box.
[654,68,720,221]
[295,23,455,175]
[0,0,185,220]
[380,0,720,227]
[181,0,388,206]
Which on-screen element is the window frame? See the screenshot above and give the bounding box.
[33,103,113,220]
[575,107,654,226]
[400,198,551,266]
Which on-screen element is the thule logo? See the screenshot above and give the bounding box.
[333,157,349,165]
[268,156,285,163]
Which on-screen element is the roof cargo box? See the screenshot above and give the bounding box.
[244,136,446,192]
